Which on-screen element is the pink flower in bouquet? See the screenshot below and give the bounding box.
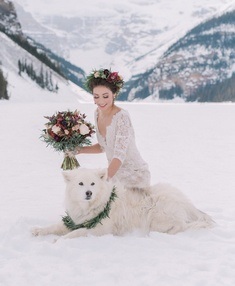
[72,125,80,131]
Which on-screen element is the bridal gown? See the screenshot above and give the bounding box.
[95,109,150,189]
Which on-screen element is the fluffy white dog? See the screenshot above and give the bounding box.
[32,168,214,240]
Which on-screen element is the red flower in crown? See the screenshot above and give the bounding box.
[108,72,118,82]
[85,68,124,93]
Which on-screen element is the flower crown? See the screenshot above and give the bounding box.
[85,68,124,93]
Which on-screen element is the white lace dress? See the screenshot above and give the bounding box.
[95,108,150,189]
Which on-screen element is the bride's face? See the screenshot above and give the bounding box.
[93,86,115,111]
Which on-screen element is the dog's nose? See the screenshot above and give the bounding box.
[86,190,92,197]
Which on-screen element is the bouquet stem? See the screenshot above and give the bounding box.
[61,155,80,170]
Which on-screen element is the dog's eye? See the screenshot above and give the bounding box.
[79,182,84,186]
[91,182,95,186]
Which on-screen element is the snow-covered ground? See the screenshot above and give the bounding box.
[0,93,235,285]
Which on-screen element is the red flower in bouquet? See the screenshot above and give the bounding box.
[41,110,95,170]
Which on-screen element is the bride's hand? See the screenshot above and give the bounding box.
[64,147,81,158]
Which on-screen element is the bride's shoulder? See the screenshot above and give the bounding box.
[120,108,131,119]
[114,109,132,127]
[113,108,129,121]
[114,107,129,116]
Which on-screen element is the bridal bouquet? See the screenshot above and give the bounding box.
[41,110,95,170]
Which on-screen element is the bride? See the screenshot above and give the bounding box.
[71,68,150,190]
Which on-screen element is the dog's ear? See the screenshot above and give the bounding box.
[97,168,108,181]
[62,169,78,182]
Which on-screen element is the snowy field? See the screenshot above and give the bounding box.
[0,98,235,286]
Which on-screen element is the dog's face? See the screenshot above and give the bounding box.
[63,168,108,203]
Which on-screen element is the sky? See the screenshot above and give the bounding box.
[0,87,235,285]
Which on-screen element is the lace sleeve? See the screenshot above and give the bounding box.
[113,112,131,163]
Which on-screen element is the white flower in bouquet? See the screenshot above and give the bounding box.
[80,124,90,135]
[51,125,61,134]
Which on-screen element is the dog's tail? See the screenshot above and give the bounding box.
[187,209,215,230]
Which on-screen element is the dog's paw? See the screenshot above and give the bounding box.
[53,237,60,243]
[31,227,46,236]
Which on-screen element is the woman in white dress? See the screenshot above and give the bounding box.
[74,68,150,189]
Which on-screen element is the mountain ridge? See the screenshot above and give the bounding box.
[125,9,235,102]
[0,0,90,101]
[2,0,235,102]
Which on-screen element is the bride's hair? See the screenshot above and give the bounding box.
[85,68,124,95]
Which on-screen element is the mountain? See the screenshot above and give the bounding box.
[124,9,235,102]
[0,0,21,34]
[4,0,235,102]
[0,0,90,101]
[13,0,233,75]
[0,28,91,102]
[11,0,235,102]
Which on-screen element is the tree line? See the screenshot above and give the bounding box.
[18,59,59,92]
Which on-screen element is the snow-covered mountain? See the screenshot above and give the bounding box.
[2,0,235,102]
[12,0,233,76]
[0,31,91,102]
[11,0,235,102]
[123,9,235,102]
[0,0,91,102]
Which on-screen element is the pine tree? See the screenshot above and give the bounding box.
[0,68,9,100]
[18,60,22,75]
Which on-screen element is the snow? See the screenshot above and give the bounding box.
[1,88,235,285]
[1,1,235,284]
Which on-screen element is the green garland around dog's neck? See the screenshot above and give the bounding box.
[62,186,117,230]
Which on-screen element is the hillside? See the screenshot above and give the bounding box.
[3,0,235,102]
[123,9,235,102]
[0,31,91,102]
[12,0,235,102]
[0,0,89,101]
[13,0,233,76]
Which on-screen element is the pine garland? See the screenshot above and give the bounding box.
[62,186,117,230]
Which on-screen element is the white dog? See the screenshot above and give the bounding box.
[32,168,214,240]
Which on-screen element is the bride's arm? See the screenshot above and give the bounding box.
[108,112,131,179]
[78,143,103,154]
[107,158,122,179]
